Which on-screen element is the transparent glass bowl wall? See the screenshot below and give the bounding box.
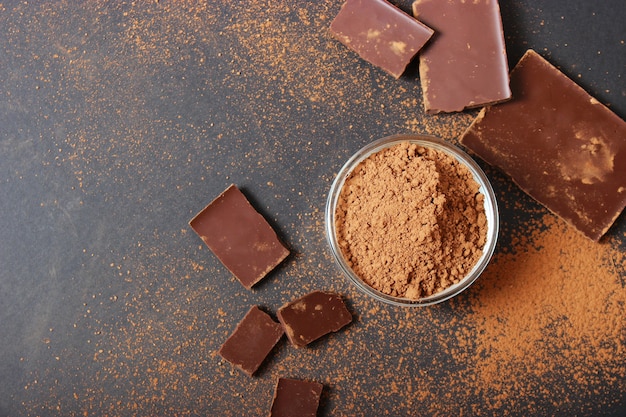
[325,134,499,307]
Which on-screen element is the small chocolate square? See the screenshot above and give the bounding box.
[189,184,289,289]
[269,378,323,417]
[330,0,433,79]
[218,306,284,376]
[278,291,352,348]
[461,50,626,241]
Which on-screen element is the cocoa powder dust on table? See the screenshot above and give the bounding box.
[335,142,487,299]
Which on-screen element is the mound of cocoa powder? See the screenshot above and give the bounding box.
[335,142,487,299]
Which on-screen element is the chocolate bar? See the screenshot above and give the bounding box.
[189,184,289,289]
[269,378,324,417]
[461,50,626,241]
[277,291,352,348]
[412,0,511,113]
[218,306,284,376]
[330,0,433,79]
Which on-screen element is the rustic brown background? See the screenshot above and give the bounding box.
[1,1,624,416]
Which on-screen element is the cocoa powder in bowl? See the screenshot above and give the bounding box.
[325,135,499,306]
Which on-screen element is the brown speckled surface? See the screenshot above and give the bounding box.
[1,1,624,416]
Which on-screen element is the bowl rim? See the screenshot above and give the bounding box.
[325,134,499,307]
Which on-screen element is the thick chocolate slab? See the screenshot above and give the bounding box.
[412,0,511,113]
[269,378,323,417]
[189,184,289,289]
[461,50,626,241]
[277,291,352,348]
[218,306,284,376]
[330,0,433,79]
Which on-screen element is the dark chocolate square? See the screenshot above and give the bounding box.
[189,184,289,289]
[269,378,323,417]
[330,0,433,79]
[218,306,284,376]
[278,291,352,348]
[461,50,626,241]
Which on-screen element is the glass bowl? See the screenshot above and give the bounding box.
[325,134,499,307]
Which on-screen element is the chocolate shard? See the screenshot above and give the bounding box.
[189,184,289,289]
[218,306,284,376]
[269,378,324,417]
[461,49,626,241]
[412,0,511,113]
[330,0,433,79]
[277,291,352,348]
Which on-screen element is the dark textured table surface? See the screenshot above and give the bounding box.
[1,1,624,416]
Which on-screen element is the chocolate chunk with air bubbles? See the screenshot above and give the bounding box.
[461,50,626,241]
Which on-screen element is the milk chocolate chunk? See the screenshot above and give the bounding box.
[277,291,352,348]
[412,0,511,113]
[189,184,289,289]
[269,378,323,417]
[330,0,434,79]
[461,50,626,241]
[218,306,284,376]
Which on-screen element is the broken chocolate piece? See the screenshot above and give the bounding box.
[461,50,626,241]
[412,0,511,113]
[277,291,352,348]
[218,306,284,376]
[330,0,434,79]
[269,378,323,417]
[189,184,289,289]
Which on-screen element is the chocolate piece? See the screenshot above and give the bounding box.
[330,0,433,79]
[277,291,352,348]
[412,0,511,113]
[269,378,323,417]
[461,50,626,241]
[218,306,284,376]
[189,184,289,289]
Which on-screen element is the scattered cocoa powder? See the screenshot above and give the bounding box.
[335,142,487,299]
[465,213,625,410]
